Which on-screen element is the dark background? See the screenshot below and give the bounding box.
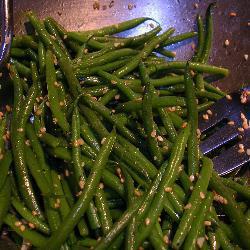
[12,0,250,93]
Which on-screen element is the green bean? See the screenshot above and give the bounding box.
[95,187,113,235]
[11,197,50,235]
[94,197,144,249]
[12,35,38,50]
[71,17,154,37]
[80,94,139,146]
[71,106,84,184]
[183,192,213,250]
[99,89,119,105]
[221,177,250,200]
[208,232,220,250]
[166,191,184,215]
[179,170,192,194]
[97,70,140,100]
[193,15,205,62]
[10,47,26,57]
[200,3,215,63]
[11,59,31,77]
[11,73,42,215]
[134,125,190,248]
[114,28,175,78]
[38,41,46,75]
[172,157,213,249]
[51,170,77,244]
[185,63,199,175]
[156,48,176,58]
[4,213,47,247]
[60,177,90,237]
[44,18,71,59]
[173,183,187,203]
[141,66,163,165]
[26,11,68,60]
[158,108,177,142]
[150,74,184,88]
[46,50,70,133]
[147,61,229,77]
[31,61,43,97]
[24,145,51,196]
[215,228,235,250]
[168,112,185,129]
[93,24,162,47]
[42,129,116,249]
[76,48,138,69]
[76,58,131,77]
[0,115,7,154]
[0,150,12,190]
[162,31,197,46]
[117,96,186,112]
[196,90,222,101]
[195,74,205,91]
[26,48,38,62]
[209,171,250,249]
[0,177,11,229]
[58,57,81,98]
[204,82,226,96]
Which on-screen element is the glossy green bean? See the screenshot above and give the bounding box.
[200,3,215,63]
[12,59,31,77]
[38,41,46,75]
[117,96,186,112]
[193,15,205,62]
[185,63,199,175]
[27,11,68,60]
[97,70,140,100]
[24,145,51,196]
[172,157,213,249]
[221,177,250,200]
[215,228,235,250]
[168,111,185,128]
[44,18,71,59]
[11,197,50,235]
[162,31,197,46]
[141,73,163,166]
[95,187,113,235]
[196,90,222,101]
[12,35,38,50]
[209,171,250,249]
[0,177,11,229]
[11,74,42,215]
[208,232,220,250]
[4,213,47,247]
[147,61,229,77]
[71,105,84,183]
[134,125,190,248]
[46,50,70,132]
[0,150,12,190]
[71,17,154,37]
[80,94,139,145]
[114,28,175,78]
[183,192,214,250]
[42,129,116,249]
[0,115,7,154]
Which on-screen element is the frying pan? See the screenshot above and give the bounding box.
[0,0,249,247]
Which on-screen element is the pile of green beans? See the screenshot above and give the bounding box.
[0,4,249,249]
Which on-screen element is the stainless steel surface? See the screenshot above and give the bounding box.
[0,0,13,67]
[12,0,250,92]
[199,91,250,175]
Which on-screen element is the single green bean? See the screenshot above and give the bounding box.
[0,177,11,229]
[46,50,70,133]
[0,150,12,190]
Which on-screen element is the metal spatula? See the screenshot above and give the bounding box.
[199,89,250,176]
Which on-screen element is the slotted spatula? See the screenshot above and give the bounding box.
[199,89,250,176]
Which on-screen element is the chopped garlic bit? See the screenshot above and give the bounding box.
[145,218,151,226]
[202,114,209,120]
[226,94,232,100]
[227,120,235,126]
[150,130,157,138]
[184,203,192,209]
[196,237,205,248]
[244,54,248,61]
[224,39,230,46]
[164,187,172,193]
